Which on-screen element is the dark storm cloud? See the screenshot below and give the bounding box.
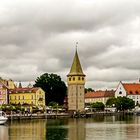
[0,0,140,89]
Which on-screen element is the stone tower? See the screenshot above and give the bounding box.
[67,48,86,112]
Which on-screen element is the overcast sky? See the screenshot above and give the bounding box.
[0,0,140,89]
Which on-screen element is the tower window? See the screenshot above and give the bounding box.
[78,77,80,80]
[82,77,84,81]
[73,77,75,81]
[69,78,71,81]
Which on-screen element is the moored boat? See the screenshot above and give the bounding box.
[0,111,8,124]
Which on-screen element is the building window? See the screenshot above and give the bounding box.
[31,95,33,99]
[82,77,84,81]
[136,91,139,94]
[130,91,133,94]
[73,77,75,81]
[15,96,16,100]
[78,77,80,80]
[23,96,24,100]
[69,78,71,81]
[18,96,20,100]
[119,91,122,94]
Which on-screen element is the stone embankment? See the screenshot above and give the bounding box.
[7,111,135,120]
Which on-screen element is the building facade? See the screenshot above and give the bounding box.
[67,49,86,112]
[9,87,45,107]
[85,90,115,105]
[0,79,16,105]
[115,81,140,105]
[0,81,8,105]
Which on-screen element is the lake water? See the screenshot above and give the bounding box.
[0,115,140,140]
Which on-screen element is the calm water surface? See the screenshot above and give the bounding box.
[0,115,140,140]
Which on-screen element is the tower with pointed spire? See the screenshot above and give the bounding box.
[67,47,86,112]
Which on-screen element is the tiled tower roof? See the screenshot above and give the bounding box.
[68,49,85,76]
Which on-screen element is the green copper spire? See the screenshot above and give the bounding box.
[68,47,85,76]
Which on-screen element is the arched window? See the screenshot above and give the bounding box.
[130,91,133,94]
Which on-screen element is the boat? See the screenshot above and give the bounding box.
[0,111,8,124]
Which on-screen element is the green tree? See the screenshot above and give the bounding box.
[106,97,117,107]
[34,73,67,105]
[48,101,58,108]
[106,96,135,111]
[91,102,105,111]
[116,96,135,111]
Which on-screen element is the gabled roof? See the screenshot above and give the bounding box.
[68,49,85,76]
[85,90,115,98]
[122,83,140,95]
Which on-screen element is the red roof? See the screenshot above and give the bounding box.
[123,83,140,95]
[85,90,114,98]
[9,87,39,94]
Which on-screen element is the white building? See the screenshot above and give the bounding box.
[115,81,140,105]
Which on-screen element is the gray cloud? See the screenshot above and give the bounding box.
[0,0,140,89]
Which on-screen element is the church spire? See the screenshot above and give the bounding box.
[68,44,85,76]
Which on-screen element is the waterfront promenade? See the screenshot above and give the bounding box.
[6,111,134,120]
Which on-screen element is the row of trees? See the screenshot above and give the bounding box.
[106,96,135,111]
[88,96,135,111]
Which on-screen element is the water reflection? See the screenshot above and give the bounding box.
[1,116,140,140]
[46,119,68,140]
[8,119,46,140]
[68,119,85,140]
[0,125,8,140]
